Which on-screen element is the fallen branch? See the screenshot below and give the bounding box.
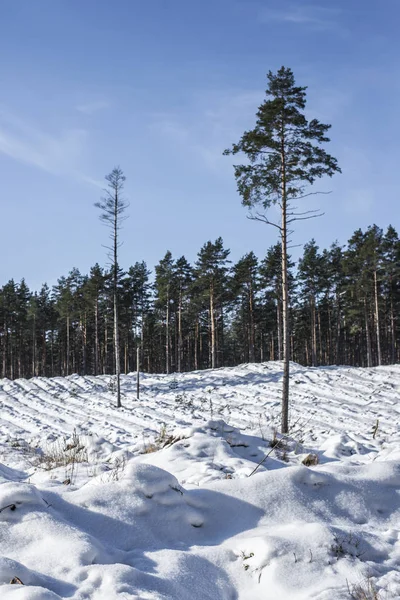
[0,503,16,513]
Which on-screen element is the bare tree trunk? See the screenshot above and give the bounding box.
[50,330,54,377]
[280,134,290,433]
[114,288,121,406]
[177,287,182,372]
[114,204,121,407]
[104,317,108,374]
[2,319,6,377]
[165,286,170,375]
[82,314,87,375]
[66,313,70,376]
[335,295,341,365]
[249,283,255,362]
[210,282,216,369]
[277,298,282,360]
[373,269,382,366]
[94,299,99,376]
[194,320,199,370]
[281,195,289,433]
[327,303,332,364]
[390,291,396,363]
[42,330,47,376]
[10,334,14,380]
[317,307,322,365]
[310,295,317,367]
[32,316,36,377]
[364,298,372,368]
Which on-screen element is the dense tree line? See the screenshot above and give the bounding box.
[0,224,398,380]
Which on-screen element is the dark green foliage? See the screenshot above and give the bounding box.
[224,66,341,432]
[0,225,398,379]
[224,66,340,211]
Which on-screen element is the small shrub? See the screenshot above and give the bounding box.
[141,425,186,454]
[331,532,363,560]
[302,453,319,466]
[269,429,286,449]
[175,391,194,411]
[169,378,178,390]
[347,576,381,599]
[33,429,88,484]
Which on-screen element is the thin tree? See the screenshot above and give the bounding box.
[95,167,128,408]
[224,66,340,433]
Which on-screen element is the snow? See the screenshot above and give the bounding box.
[0,362,399,599]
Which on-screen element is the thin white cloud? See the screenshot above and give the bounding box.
[76,100,109,115]
[149,90,263,172]
[0,107,97,185]
[260,4,344,33]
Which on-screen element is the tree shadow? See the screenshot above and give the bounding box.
[36,480,264,599]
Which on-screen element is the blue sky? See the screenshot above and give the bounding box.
[1,0,399,290]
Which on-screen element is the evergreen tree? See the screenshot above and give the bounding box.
[95,167,128,407]
[232,252,259,363]
[155,251,175,374]
[195,238,230,369]
[174,256,193,372]
[298,240,324,367]
[382,226,400,363]
[224,66,341,432]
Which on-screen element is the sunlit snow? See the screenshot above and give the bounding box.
[0,362,399,599]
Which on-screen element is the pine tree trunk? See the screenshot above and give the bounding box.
[2,318,6,378]
[327,303,332,364]
[373,269,382,365]
[42,329,47,376]
[364,298,372,367]
[194,320,199,371]
[219,302,225,366]
[335,295,341,365]
[210,282,216,369]
[82,314,87,375]
[281,191,289,434]
[94,298,99,376]
[317,307,322,365]
[113,192,121,407]
[114,287,121,406]
[165,286,170,375]
[104,317,108,374]
[66,313,70,376]
[277,298,282,360]
[249,283,255,362]
[310,295,317,367]
[178,287,182,372]
[50,330,54,377]
[390,290,396,363]
[10,333,14,380]
[32,316,36,377]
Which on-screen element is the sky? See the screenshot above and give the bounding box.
[1,0,399,290]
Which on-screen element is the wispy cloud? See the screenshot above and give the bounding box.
[259,4,344,33]
[0,107,97,185]
[76,100,109,115]
[149,90,263,172]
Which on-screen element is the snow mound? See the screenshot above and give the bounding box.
[0,362,399,598]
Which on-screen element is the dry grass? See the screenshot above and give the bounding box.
[347,576,383,599]
[141,424,186,454]
[302,453,319,466]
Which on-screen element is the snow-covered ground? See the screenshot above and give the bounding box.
[0,362,399,599]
